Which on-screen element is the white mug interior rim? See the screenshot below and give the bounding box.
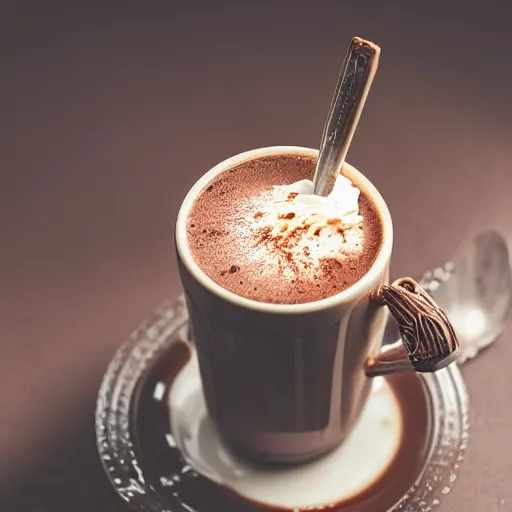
[175,146,393,315]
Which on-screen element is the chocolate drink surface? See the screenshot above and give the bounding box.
[187,154,383,304]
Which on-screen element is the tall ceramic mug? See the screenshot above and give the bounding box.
[175,146,458,464]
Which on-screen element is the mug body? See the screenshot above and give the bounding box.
[175,146,393,463]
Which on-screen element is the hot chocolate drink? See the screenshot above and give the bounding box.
[177,147,456,463]
[187,154,383,304]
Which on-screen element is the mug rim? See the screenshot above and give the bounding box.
[175,146,393,314]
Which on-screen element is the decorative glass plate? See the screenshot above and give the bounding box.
[96,295,469,512]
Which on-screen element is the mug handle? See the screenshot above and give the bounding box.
[364,277,460,377]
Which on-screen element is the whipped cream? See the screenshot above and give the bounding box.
[271,174,362,225]
[237,173,364,272]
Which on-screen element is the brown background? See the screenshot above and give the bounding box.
[1,2,511,510]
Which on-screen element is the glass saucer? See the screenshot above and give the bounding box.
[96,295,469,512]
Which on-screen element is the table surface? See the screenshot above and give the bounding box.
[1,2,512,511]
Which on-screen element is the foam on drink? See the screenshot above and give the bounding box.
[187,154,382,304]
